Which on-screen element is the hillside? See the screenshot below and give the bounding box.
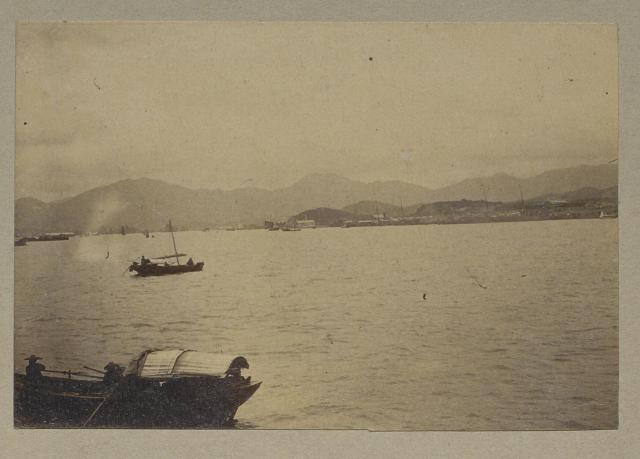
[297,185,619,225]
[14,163,618,235]
[532,186,618,203]
[292,208,353,226]
[429,164,617,202]
[342,201,410,217]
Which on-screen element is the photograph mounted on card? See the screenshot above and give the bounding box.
[14,22,617,430]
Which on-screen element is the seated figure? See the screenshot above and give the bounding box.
[25,355,45,381]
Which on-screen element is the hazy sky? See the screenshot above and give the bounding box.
[16,23,617,201]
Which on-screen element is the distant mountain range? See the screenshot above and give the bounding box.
[15,163,617,235]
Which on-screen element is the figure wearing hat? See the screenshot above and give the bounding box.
[103,362,123,385]
[25,355,45,381]
[225,356,249,380]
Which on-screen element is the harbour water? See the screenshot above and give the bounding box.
[14,219,618,430]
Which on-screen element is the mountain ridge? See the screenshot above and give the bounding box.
[15,163,617,235]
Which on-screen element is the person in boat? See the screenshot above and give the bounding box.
[187,257,194,266]
[140,255,149,265]
[25,355,45,381]
[103,362,124,385]
[225,356,249,380]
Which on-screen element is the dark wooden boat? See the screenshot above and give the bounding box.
[27,233,72,242]
[128,220,204,277]
[129,259,204,276]
[280,216,300,231]
[15,350,261,428]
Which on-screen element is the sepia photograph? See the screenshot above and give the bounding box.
[14,22,618,430]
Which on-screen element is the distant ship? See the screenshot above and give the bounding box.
[296,219,316,229]
[128,220,204,276]
[265,220,283,231]
[280,217,301,231]
[26,233,73,242]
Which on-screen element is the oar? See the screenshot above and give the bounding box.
[83,365,106,375]
[42,369,71,376]
[74,372,104,380]
[42,369,103,380]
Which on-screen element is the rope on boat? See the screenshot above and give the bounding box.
[82,385,118,427]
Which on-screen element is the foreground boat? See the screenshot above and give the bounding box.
[15,349,261,428]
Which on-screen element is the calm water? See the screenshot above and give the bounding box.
[14,219,618,430]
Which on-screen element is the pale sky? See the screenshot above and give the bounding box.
[16,23,617,202]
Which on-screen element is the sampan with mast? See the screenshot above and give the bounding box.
[128,220,204,276]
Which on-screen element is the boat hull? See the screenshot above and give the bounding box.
[129,262,204,277]
[96,376,261,428]
[15,374,260,428]
[14,375,109,427]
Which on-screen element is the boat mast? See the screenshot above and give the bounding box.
[168,220,181,265]
[482,186,489,215]
[519,185,526,215]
